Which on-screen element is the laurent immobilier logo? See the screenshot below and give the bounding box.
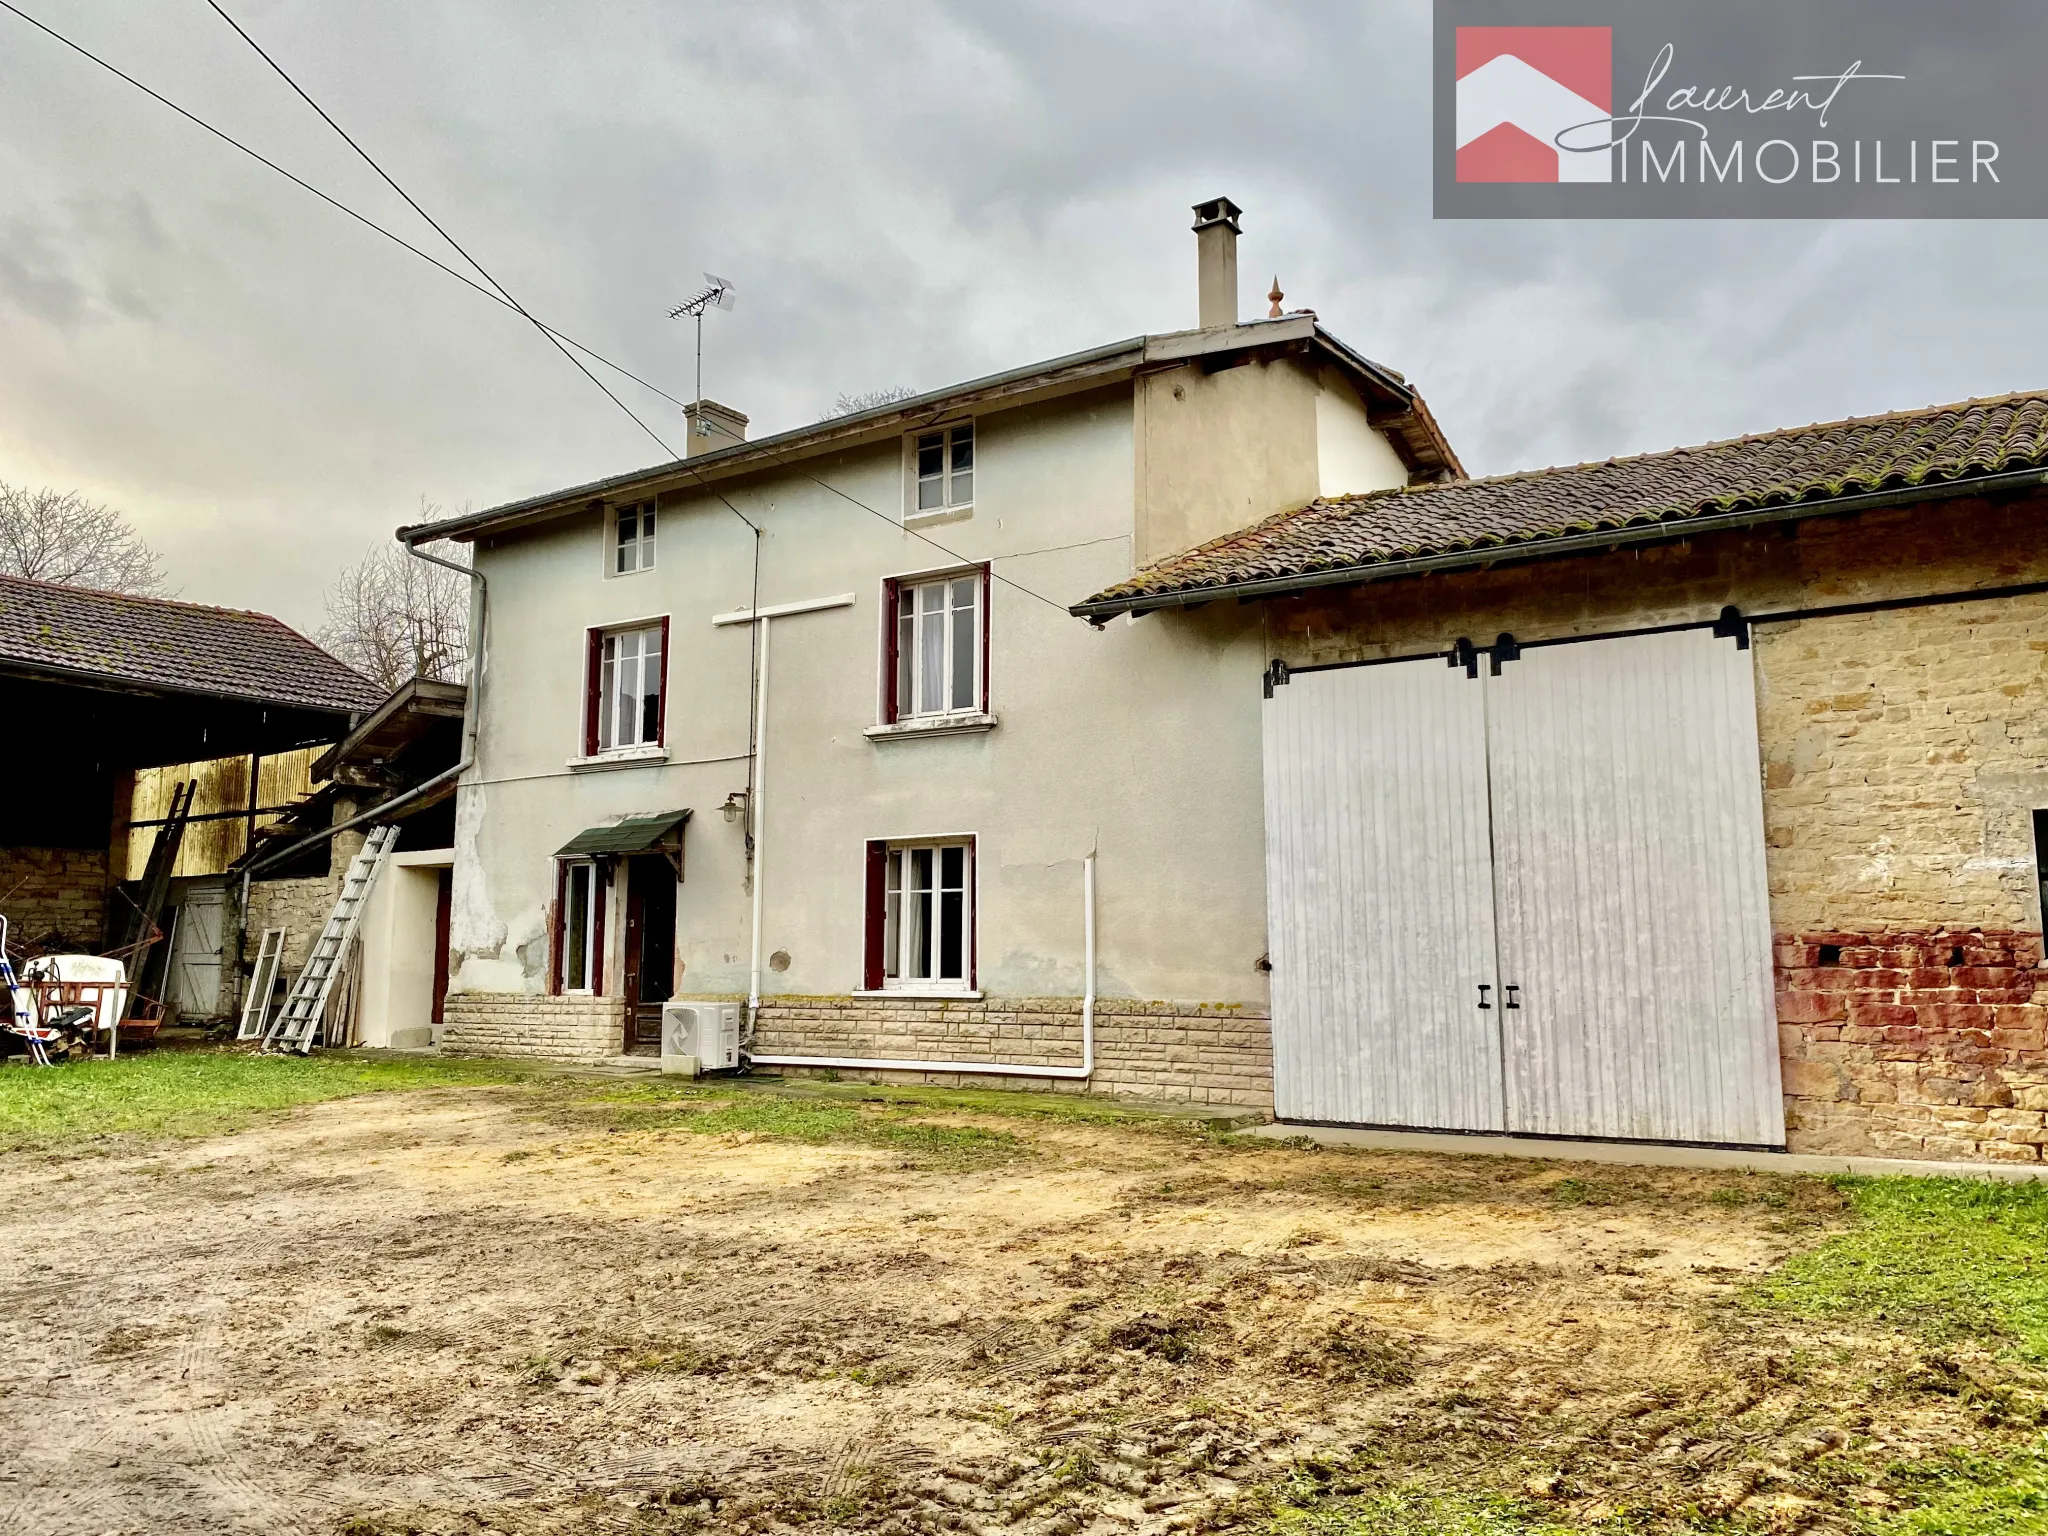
[1454,26,1612,183]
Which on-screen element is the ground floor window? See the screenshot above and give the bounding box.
[864,838,973,990]
[556,859,601,993]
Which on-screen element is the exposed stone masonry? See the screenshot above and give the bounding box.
[1778,929,2048,1162]
[0,847,108,951]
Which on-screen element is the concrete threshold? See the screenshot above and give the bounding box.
[1240,1121,2048,1181]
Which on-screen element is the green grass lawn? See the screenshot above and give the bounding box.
[0,1048,526,1151]
[1753,1174,2048,1362]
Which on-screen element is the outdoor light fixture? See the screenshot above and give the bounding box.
[721,790,748,824]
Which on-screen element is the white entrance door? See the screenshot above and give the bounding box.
[1487,630,1783,1145]
[1262,657,1504,1130]
[170,884,227,1020]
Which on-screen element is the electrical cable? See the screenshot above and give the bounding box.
[207,0,1076,613]
[0,0,696,421]
[198,0,774,533]
[2,0,1076,608]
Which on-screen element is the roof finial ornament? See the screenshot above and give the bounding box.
[1268,276,1284,318]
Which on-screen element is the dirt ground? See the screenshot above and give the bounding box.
[0,1080,1996,1535]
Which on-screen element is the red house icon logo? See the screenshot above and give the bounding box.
[1456,26,1613,182]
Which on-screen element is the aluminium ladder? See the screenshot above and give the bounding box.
[262,825,399,1054]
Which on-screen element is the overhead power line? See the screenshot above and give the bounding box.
[0,0,1077,611]
[195,0,745,518]
[200,2,1074,613]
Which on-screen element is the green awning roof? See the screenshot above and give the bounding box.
[556,808,691,857]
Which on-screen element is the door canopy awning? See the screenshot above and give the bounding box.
[556,809,691,858]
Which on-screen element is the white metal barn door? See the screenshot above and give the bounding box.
[1486,630,1783,1146]
[1263,658,1504,1130]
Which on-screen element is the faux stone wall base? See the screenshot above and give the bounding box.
[440,993,624,1060]
[1778,929,2048,1163]
[749,996,1273,1109]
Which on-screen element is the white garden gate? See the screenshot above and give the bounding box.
[1262,627,1783,1148]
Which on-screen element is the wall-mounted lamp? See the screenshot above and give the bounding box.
[721,790,749,824]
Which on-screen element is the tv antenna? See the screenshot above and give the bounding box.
[667,273,737,442]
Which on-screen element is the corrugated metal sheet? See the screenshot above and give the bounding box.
[1263,658,1504,1130]
[1486,631,1784,1146]
[557,809,693,857]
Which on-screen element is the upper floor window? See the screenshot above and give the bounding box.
[615,501,655,574]
[913,424,973,517]
[886,568,986,721]
[584,619,668,754]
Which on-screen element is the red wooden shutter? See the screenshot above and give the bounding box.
[655,615,671,745]
[582,628,604,756]
[966,836,978,989]
[881,578,901,723]
[548,860,566,994]
[979,564,992,713]
[862,839,888,989]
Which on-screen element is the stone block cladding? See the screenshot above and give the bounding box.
[440,993,624,1060]
[751,996,1273,1109]
[0,848,108,950]
[1778,929,2048,1162]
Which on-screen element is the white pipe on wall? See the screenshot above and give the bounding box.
[746,615,771,1024]
[750,850,1096,1082]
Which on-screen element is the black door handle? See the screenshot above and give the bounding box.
[1477,984,1492,1010]
[1504,985,1521,1010]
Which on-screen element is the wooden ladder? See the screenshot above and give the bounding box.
[262,825,398,1055]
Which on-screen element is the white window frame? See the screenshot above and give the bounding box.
[560,859,599,994]
[891,568,984,722]
[906,422,974,523]
[613,501,656,575]
[881,838,974,990]
[591,621,667,754]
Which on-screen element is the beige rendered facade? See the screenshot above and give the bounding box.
[427,307,1449,1108]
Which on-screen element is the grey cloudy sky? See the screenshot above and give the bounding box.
[2,0,2043,633]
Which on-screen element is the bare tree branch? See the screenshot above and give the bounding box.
[317,505,471,692]
[0,482,170,595]
[831,386,918,417]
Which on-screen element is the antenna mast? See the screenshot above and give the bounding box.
[667,273,737,444]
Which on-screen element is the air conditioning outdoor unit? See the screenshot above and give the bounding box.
[660,1001,741,1077]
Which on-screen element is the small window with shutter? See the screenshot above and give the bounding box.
[863,837,975,992]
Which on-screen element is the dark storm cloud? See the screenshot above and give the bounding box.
[0,0,2041,627]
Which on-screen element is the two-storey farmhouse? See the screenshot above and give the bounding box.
[401,199,1454,1103]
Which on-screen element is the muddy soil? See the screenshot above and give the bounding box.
[0,1083,1989,1534]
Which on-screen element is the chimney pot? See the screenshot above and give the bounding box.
[1191,196,1242,329]
[684,399,749,459]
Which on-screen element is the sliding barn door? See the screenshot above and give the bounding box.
[1263,659,1504,1130]
[1486,630,1783,1146]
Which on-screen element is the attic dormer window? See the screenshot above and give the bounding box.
[911,424,973,519]
[615,501,655,574]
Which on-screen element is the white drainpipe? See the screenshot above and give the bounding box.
[750,850,1096,1083]
[746,615,771,1025]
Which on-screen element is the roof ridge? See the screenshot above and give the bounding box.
[0,569,291,625]
[1343,386,2048,502]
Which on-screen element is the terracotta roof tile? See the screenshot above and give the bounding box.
[0,574,383,714]
[1079,390,2048,612]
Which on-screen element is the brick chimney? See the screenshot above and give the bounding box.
[1191,196,1242,328]
[684,399,749,458]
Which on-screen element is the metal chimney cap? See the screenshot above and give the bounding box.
[1191,196,1243,233]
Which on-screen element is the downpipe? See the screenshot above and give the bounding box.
[749,850,1096,1082]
